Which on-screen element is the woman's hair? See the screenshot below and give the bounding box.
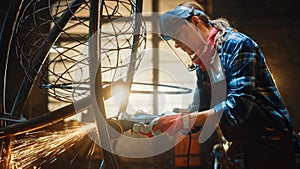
[178,2,210,27]
[178,1,231,29]
[179,2,205,11]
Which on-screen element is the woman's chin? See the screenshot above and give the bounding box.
[187,51,195,55]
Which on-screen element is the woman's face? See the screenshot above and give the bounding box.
[173,38,194,55]
[172,22,206,55]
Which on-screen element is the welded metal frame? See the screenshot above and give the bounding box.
[0,1,86,168]
[0,0,144,168]
[10,0,85,119]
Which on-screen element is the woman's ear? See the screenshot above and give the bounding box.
[190,16,201,27]
[190,16,210,36]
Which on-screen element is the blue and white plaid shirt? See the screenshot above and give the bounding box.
[212,28,293,139]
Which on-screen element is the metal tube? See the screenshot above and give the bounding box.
[91,0,120,168]
[0,96,91,139]
[152,0,159,115]
[118,0,144,113]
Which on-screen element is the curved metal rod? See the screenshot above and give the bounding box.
[41,81,192,94]
[130,81,193,94]
[0,0,25,119]
[10,0,85,118]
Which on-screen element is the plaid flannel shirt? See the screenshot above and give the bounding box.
[213,28,293,135]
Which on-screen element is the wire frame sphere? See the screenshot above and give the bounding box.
[14,0,146,102]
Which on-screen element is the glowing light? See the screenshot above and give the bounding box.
[9,123,96,168]
[112,81,130,98]
[113,85,129,97]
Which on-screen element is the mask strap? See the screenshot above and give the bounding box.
[164,40,196,71]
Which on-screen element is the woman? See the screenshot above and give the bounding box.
[133,2,298,169]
